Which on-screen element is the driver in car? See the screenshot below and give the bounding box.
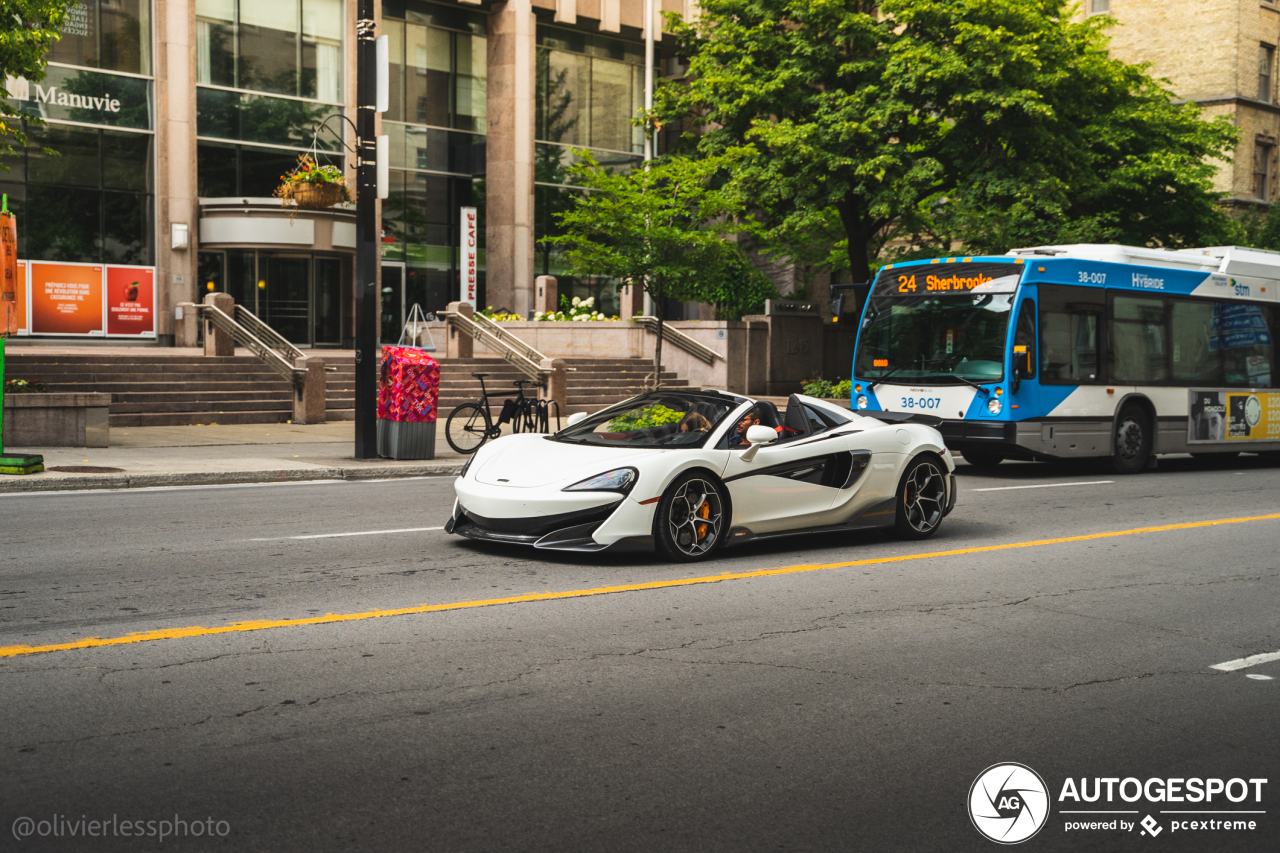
[728,408,761,447]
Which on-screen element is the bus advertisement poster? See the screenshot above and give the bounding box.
[1190,389,1280,441]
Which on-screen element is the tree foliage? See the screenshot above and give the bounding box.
[545,151,751,377]
[659,0,1239,281]
[0,1,74,166]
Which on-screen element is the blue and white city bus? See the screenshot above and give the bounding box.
[850,244,1280,473]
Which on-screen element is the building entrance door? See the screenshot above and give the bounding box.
[262,255,311,345]
[381,262,406,344]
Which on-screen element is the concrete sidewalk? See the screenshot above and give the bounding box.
[0,421,468,493]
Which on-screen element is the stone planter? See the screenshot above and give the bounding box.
[2,393,110,447]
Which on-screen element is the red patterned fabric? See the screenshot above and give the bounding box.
[378,346,440,423]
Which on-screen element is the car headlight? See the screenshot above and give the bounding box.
[459,454,474,478]
[856,395,869,409]
[987,397,1002,415]
[563,467,638,494]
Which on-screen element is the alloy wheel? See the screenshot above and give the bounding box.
[902,461,946,534]
[667,478,724,557]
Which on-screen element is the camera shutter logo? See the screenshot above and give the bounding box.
[969,763,1050,844]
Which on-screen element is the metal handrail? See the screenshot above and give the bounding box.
[201,304,304,388]
[631,316,724,364]
[235,305,306,363]
[470,312,546,364]
[442,309,545,380]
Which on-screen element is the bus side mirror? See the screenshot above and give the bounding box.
[1012,347,1032,392]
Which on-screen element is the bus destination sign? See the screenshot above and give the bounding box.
[872,262,1023,297]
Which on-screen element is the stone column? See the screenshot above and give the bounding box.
[539,357,568,423]
[175,302,199,347]
[445,300,474,359]
[534,275,558,315]
[293,356,328,424]
[486,0,536,319]
[618,282,646,318]
[154,0,196,346]
[203,292,235,357]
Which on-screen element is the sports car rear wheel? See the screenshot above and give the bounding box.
[893,456,947,540]
[654,473,727,562]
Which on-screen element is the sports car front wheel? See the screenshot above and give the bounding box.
[894,456,947,540]
[654,472,727,562]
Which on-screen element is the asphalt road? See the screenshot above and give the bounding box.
[1,454,1278,852]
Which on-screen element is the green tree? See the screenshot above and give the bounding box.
[660,0,1238,282]
[547,151,748,383]
[0,1,74,166]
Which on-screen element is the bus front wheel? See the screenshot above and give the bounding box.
[961,450,1004,469]
[1111,404,1151,475]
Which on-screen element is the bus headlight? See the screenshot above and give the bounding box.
[856,395,868,410]
[987,397,1002,415]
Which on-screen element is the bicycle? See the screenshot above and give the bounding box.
[445,374,560,454]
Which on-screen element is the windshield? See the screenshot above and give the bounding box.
[552,392,741,448]
[855,292,1015,382]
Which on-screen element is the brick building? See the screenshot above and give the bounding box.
[1083,0,1280,206]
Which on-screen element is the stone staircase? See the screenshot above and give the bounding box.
[3,352,686,427]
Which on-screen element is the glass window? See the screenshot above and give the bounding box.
[540,49,590,147]
[24,185,102,262]
[590,59,633,153]
[1261,44,1275,103]
[407,24,451,127]
[302,0,344,102]
[1111,295,1168,383]
[46,0,152,75]
[1041,310,1099,383]
[102,130,153,192]
[455,33,486,132]
[1014,298,1036,379]
[196,141,238,196]
[1171,300,1223,384]
[1214,302,1274,387]
[384,18,406,123]
[855,293,1014,383]
[196,0,236,87]
[239,1,300,96]
[1256,142,1275,201]
[102,191,152,264]
[197,88,343,150]
[553,392,740,448]
[27,125,101,188]
[1089,0,1109,13]
[11,65,153,130]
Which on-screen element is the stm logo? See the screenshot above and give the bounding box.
[969,763,1050,844]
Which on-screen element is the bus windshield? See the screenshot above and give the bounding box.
[855,292,1015,383]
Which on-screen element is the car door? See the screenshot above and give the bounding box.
[720,403,853,534]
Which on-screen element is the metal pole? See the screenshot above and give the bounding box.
[643,0,654,164]
[354,0,379,459]
[642,0,655,318]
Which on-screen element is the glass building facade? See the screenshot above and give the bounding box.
[534,24,646,318]
[1,0,155,267]
[194,0,349,346]
[380,0,487,328]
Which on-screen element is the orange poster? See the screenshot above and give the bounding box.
[30,262,103,335]
[106,266,155,336]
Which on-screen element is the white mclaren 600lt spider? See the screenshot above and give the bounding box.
[445,390,957,562]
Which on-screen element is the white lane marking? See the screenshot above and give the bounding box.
[969,480,1114,492]
[1209,651,1280,672]
[1246,674,1274,681]
[248,526,444,541]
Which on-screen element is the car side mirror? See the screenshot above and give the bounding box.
[740,425,778,462]
[566,412,588,426]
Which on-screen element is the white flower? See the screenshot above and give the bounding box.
[571,296,581,306]
[582,297,594,307]
[535,311,544,319]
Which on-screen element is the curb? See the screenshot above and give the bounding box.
[0,463,465,493]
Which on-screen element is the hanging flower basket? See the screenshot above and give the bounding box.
[274,155,352,212]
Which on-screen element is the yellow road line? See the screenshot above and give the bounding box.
[3,513,1278,660]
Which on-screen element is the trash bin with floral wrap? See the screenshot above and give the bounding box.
[377,346,440,459]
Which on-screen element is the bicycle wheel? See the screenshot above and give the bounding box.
[446,403,492,454]
[511,399,535,434]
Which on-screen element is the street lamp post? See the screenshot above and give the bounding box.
[354,0,378,459]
